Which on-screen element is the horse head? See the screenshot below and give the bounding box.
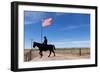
[33,42,41,49]
[33,42,36,48]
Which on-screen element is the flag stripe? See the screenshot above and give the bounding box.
[42,18,53,27]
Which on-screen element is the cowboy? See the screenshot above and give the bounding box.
[43,36,48,45]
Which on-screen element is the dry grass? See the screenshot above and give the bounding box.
[55,48,90,55]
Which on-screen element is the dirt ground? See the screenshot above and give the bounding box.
[24,48,90,62]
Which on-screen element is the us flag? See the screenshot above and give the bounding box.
[42,18,53,27]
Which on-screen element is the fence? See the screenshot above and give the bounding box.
[24,49,32,61]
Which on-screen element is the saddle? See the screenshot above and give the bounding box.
[42,44,48,51]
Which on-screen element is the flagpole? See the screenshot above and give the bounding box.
[41,24,43,43]
[41,18,52,43]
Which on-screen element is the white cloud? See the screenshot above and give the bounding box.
[55,13,65,16]
[24,11,46,25]
[24,21,35,25]
[61,25,89,31]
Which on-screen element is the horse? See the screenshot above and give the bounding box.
[33,42,56,58]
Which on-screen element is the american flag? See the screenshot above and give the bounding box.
[42,18,53,27]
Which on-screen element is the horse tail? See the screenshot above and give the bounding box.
[53,45,56,50]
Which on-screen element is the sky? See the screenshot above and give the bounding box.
[24,11,90,49]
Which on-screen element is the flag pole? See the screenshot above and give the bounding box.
[41,23,43,43]
[41,17,52,43]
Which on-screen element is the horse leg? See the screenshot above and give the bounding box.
[40,53,42,58]
[48,51,51,57]
[52,50,55,56]
[39,51,43,58]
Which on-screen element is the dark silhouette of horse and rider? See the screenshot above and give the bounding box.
[33,36,56,58]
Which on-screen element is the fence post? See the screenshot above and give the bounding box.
[79,48,81,56]
[30,50,32,60]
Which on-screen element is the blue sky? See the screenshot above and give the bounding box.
[24,11,90,49]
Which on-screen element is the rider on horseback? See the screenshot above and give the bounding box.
[33,36,56,57]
